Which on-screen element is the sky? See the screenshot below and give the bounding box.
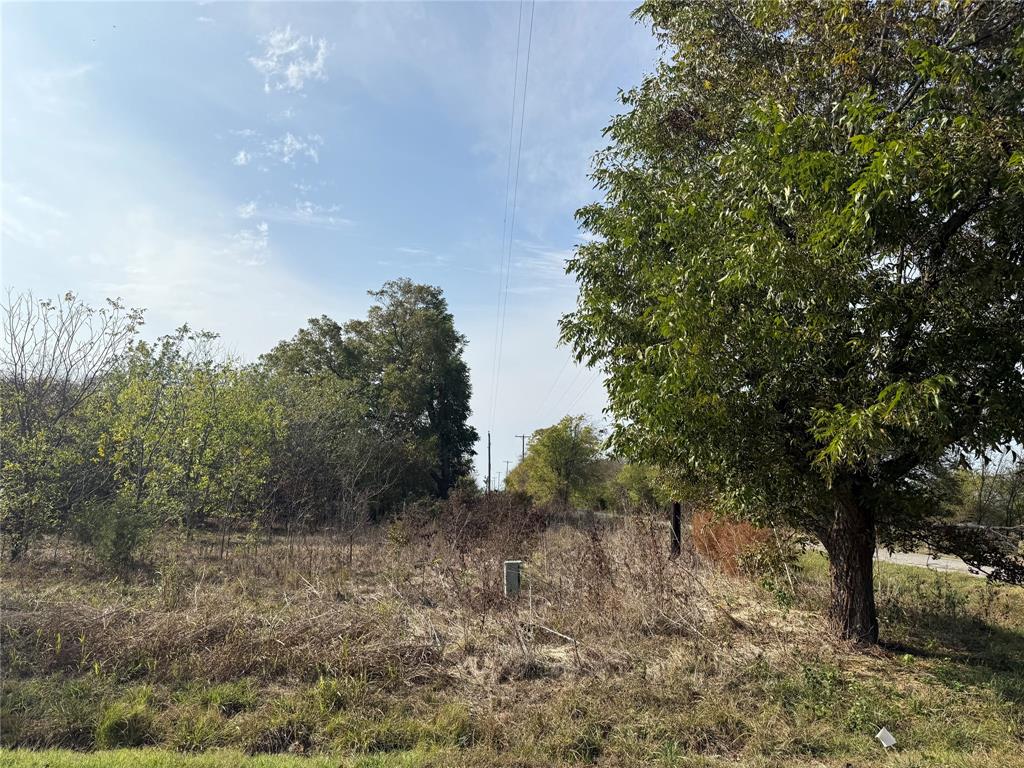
[1,1,659,486]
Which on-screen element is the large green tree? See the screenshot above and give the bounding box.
[561,0,1024,641]
[264,279,478,499]
[506,416,605,508]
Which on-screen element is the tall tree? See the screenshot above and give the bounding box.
[561,1,1024,641]
[506,416,605,508]
[264,279,478,499]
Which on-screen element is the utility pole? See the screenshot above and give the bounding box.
[503,459,511,488]
[515,433,528,461]
[487,431,492,494]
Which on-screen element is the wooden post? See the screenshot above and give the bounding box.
[670,501,682,558]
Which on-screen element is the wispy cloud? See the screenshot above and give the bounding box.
[290,199,349,227]
[266,132,322,164]
[234,199,352,230]
[231,132,322,167]
[228,221,270,266]
[2,185,68,249]
[507,243,573,294]
[249,25,329,93]
[389,246,450,267]
[196,16,214,24]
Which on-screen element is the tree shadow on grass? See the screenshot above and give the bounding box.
[881,611,1024,707]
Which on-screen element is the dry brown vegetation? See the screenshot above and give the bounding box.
[3,499,1024,767]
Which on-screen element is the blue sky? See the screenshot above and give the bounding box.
[2,1,657,483]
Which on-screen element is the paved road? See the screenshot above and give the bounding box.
[808,544,984,578]
[874,549,984,578]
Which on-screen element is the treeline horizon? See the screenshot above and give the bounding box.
[3,280,1022,573]
[0,279,480,567]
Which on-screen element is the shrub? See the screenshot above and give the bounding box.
[238,699,319,755]
[199,679,258,717]
[95,700,157,748]
[691,508,771,575]
[424,703,476,748]
[169,707,225,751]
[330,711,420,753]
[312,674,369,714]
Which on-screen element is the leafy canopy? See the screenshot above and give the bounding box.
[561,0,1024,543]
[507,415,605,508]
[264,279,478,499]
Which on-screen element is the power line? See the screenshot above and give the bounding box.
[533,352,571,421]
[563,369,602,416]
[488,0,536,432]
[544,361,586,422]
[486,0,525,436]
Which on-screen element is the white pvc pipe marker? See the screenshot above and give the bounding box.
[504,560,523,598]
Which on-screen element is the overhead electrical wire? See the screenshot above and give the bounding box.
[563,369,602,416]
[543,361,586,423]
[533,352,572,420]
[486,0,525,436]
[488,0,536,433]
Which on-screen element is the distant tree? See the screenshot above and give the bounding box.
[611,463,677,511]
[265,279,478,499]
[507,416,605,508]
[949,452,1024,528]
[0,290,143,560]
[561,1,1024,641]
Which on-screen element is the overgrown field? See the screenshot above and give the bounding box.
[3,511,1023,767]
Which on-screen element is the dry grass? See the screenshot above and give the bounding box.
[3,506,1024,766]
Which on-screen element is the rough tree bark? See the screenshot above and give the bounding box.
[820,494,879,644]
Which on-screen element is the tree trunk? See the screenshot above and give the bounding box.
[821,495,879,644]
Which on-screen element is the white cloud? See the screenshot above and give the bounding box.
[228,220,270,266]
[249,25,329,93]
[303,2,655,241]
[266,132,322,164]
[510,243,573,292]
[196,16,214,24]
[1,186,67,249]
[391,245,450,267]
[290,199,349,227]
[234,199,351,230]
[231,132,322,168]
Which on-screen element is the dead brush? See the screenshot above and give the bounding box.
[522,515,710,644]
[690,507,771,575]
[3,581,446,687]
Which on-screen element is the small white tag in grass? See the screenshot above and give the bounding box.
[875,727,896,749]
